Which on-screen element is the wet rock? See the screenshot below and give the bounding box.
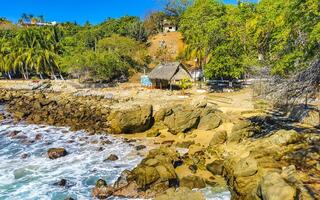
[47,148,68,159]
[92,179,114,199]
[101,140,113,145]
[179,175,206,189]
[20,153,30,159]
[105,154,119,161]
[206,160,224,175]
[8,130,21,138]
[97,147,104,151]
[54,179,67,187]
[258,172,296,200]
[108,105,153,134]
[64,198,75,200]
[155,187,205,200]
[35,133,42,141]
[136,145,146,151]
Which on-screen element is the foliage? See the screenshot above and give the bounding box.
[179,0,320,79]
[0,16,148,82]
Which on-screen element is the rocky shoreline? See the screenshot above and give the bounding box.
[0,89,319,200]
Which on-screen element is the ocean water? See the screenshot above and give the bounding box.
[0,105,230,200]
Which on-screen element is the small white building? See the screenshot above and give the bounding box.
[163,19,176,33]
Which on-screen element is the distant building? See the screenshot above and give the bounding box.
[21,21,57,27]
[163,19,177,33]
[148,62,192,89]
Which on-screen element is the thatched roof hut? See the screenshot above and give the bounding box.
[148,62,192,89]
[148,62,191,81]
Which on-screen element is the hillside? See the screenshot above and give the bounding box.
[148,32,185,66]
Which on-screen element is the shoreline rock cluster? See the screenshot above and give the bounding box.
[0,89,225,135]
[1,89,319,200]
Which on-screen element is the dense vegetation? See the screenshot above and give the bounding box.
[179,0,320,79]
[0,16,149,82]
[0,0,319,81]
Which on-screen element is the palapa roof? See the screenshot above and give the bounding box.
[148,62,192,81]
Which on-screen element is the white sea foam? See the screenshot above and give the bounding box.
[0,105,231,200]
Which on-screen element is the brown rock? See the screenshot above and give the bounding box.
[92,179,114,199]
[47,148,68,159]
[179,175,206,189]
[206,160,224,175]
[105,154,119,161]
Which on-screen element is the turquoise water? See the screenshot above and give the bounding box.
[0,105,230,200]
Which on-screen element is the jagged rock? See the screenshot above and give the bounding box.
[92,179,114,199]
[113,148,179,198]
[179,175,206,189]
[136,145,146,151]
[258,172,296,200]
[105,154,119,161]
[47,148,68,159]
[233,156,258,177]
[54,179,67,187]
[108,105,153,134]
[155,187,205,200]
[206,160,224,175]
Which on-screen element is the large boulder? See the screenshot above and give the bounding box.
[258,172,296,200]
[197,112,222,131]
[47,148,68,159]
[108,105,153,134]
[164,105,201,134]
[179,175,206,189]
[115,147,179,195]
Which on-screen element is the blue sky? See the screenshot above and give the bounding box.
[1,0,257,24]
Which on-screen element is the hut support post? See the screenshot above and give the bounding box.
[170,81,172,91]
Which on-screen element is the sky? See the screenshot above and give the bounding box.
[1,0,257,24]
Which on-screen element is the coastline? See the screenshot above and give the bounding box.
[0,86,319,199]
